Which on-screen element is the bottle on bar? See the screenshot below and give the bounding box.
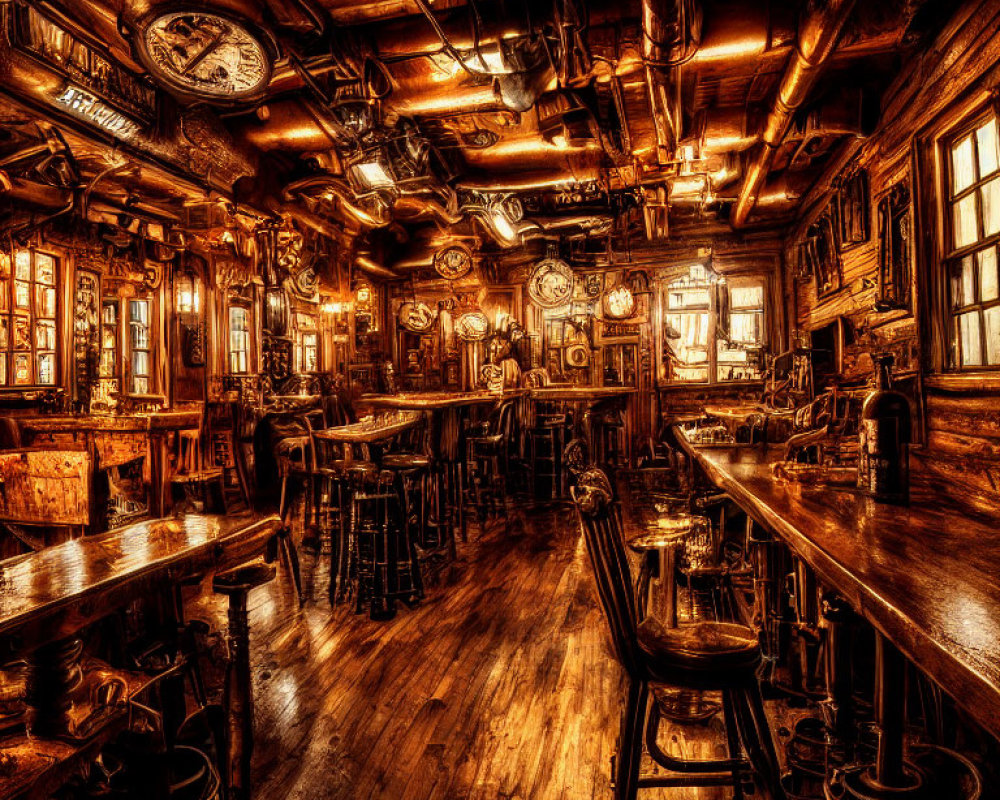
[857,354,911,504]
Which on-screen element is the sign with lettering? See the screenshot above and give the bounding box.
[10,6,155,137]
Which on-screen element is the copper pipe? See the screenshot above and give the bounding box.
[0,170,73,208]
[282,176,393,228]
[731,0,857,228]
[355,254,398,279]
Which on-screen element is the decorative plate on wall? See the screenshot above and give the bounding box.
[397,301,436,333]
[527,257,574,309]
[455,311,490,342]
[133,9,274,102]
[564,343,590,369]
[433,245,473,280]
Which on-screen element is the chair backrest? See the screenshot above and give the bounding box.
[522,368,550,388]
[572,468,641,675]
[563,438,590,486]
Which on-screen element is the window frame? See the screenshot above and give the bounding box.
[659,266,768,386]
[228,303,252,375]
[942,108,1000,371]
[0,248,60,388]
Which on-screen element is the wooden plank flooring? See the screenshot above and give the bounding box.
[187,503,728,800]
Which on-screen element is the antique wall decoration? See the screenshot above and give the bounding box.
[603,281,637,320]
[397,301,437,333]
[800,213,842,298]
[128,9,275,102]
[527,248,574,309]
[455,311,490,342]
[835,167,871,248]
[876,180,912,311]
[433,245,474,280]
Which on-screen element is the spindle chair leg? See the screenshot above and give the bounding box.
[614,678,647,800]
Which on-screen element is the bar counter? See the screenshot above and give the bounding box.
[676,436,1000,740]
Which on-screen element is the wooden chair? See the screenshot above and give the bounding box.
[572,469,786,800]
[171,428,227,514]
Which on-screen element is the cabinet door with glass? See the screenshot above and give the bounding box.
[0,249,58,387]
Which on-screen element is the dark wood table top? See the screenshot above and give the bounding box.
[529,386,635,402]
[314,412,420,444]
[361,391,523,410]
[0,512,281,652]
[676,438,1000,740]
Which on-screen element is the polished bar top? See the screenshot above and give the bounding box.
[529,386,635,402]
[0,512,281,650]
[314,411,421,444]
[19,409,202,434]
[361,391,524,410]
[676,437,1000,739]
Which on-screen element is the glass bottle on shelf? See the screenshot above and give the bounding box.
[857,354,911,504]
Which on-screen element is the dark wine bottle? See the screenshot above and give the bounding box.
[857,354,911,504]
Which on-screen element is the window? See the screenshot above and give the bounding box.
[0,249,58,386]
[294,313,318,373]
[662,264,765,383]
[129,298,151,394]
[229,306,250,374]
[945,111,1000,367]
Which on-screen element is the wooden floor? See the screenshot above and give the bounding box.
[188,503,729,800]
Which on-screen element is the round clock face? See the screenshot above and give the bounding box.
[398,301,436,333]
[140,11,272,100]
[433,246,473,280]
[528,258,574,309]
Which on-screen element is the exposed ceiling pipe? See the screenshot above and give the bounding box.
[731,0,857,228]
[282,176,393,228]
[0,171,73,208]
[355,253,399,279]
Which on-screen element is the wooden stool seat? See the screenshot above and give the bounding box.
[638,617,762,681]
[627,514,709,553]
[212,561,277,595]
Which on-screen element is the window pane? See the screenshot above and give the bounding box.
[132,350,149,377]
[14,282,29,310]
[960,311,983,366]
[0,355,6,386]
[953,135,976,194]
[978,117,1000,177]
[730,286,764,309]
[982,177,1000,237]
[729,311,763,344]
[980,247,999,302]
[952,255,976,308]
[13,317,30,351]
[0,319,7,350]
[985,306,1000,365]
[37,353,54,385]
[36,285,56,318]
[954,193,979,248]
[13,353,29,384]
[14,251,30,281]
[34,254,55,285]
[35,320,55,350]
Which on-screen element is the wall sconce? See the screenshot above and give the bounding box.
[175,271,202,314]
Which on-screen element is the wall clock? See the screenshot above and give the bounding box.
[133,10,274,102]
[433,245,473,280]
[527,257,574,309]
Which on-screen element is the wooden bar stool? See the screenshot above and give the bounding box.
[212,560,276,800]
[572,470,787,800]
